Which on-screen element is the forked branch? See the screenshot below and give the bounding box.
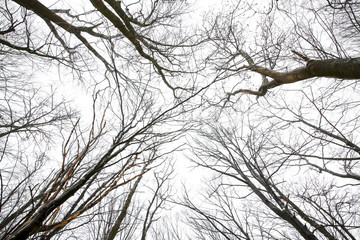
[233,51,360,97]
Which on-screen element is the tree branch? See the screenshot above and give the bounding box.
[236,56,360,97]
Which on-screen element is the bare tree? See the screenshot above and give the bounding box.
[0,0,198,239]
[200,0,360,100]
[0,79,191,239]
[2,0,201,95]
[179,1,360,240]
[184,106,359,239]
[2,0,360,239]
[99,158,175,240]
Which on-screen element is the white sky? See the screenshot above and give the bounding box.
[5,0,360,239]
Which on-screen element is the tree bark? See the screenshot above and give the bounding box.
[238,57,360,96]
[104,174,142,240]
[307,58,360,79]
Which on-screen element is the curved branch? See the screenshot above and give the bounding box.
[227,50,269,98]
[238,57,360,96]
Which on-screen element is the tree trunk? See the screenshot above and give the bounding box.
[238,57,360,96]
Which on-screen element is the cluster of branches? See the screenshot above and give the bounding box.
[179,1,360,240]
[1,0,360,239]
[186,97,360,239]
[0,0,194,239]
[0,77,187,239]
[1,0,199,94]
[201,0,360,100]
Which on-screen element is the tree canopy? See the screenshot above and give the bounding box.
[1,0,359,239]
